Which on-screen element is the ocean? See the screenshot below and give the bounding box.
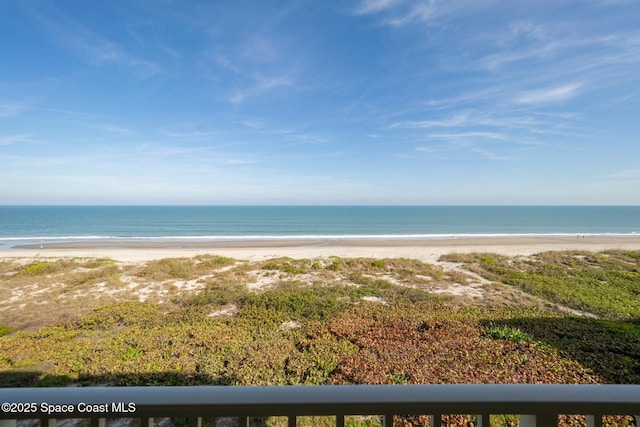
[1,206,639,249]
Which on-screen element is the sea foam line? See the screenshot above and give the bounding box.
[1,232,639,242]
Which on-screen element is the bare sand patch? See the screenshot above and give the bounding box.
[361,296,390,306]
[209,304,238,317]
[430,282,484,298]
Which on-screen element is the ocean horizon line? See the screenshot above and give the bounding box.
[2,204,640,207]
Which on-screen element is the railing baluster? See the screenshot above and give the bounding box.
[142,416,154,427]
[430,413,441,427]
[586,414,602,427]
[288,415,296,427]
[38,417,56,427]
[520,414,535,427]
[383,413,394,426]
[520,414,557,426]
[476,413,491,427]
[336,414,345,427]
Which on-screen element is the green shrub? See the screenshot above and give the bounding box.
[136,255,235,280]
[482,325,533,342]
[20,262,60,276]
[122,347,144,361]
[0,324,11,337]
[480,256,496,265]
[261,258,309,275]
[194,254,235,268]
[240,287,351,322]
[370,260,386,268]
[327,261,343,271]
[37,374,72,387]
[186,281,247,306]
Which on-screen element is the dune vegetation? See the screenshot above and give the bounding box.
[1,251,639,426]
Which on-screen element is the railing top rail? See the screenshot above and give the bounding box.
[2,385,640,419]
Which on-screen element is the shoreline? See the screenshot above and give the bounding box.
[3,236,639,263]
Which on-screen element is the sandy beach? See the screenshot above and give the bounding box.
[4,236,640,263]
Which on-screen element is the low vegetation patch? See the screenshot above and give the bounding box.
[134,255,235,280]
[0,323,11,337]
[482,324,533,342]
[19,261,62,276]
[440,250,640,320]
[2,283,639,386]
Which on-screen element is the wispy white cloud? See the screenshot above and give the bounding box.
[26,4,160,78]
[353,0,442,26]
[515,83,583,105]
[86,124,134,134]
[222,158,261,165]
[281,133,328,147]
[390,112,471,129]
[0,153,76,168]
[415,138,508,160]
[209,32,300,105]
[214,55,242,74]
[415,145,450,154]
[384,1,437,26]
[354,0,497,27]
[504,21,549,43]
[469,147,508,161]
[0,133,36,146]
[479,42,559,71]
[390,110,551,132]
[355,0,405,15]
[486,29,640,74]
[0,103,28,118]
[160,130,220,141]
[476,22,640,108]
[428,131,506,140]
[133,143,209,158]
[239,119,264,129]
[610,168,640,179]
[229,72,296,104]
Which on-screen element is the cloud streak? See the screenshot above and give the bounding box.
[428,131,506,140]
[610,168,640,179]
[25,4,160,78]
[0,103,29,118]
[0,134,36,146]
[355,0,404,15]
[515,83,583,105]
[390,113,472,129]
[228,73,296,105]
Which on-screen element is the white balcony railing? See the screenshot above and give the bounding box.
[1,385,639,427]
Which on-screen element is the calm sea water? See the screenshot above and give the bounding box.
[1,206,639,248]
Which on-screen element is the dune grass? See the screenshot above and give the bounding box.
[440,250,640,320]
[1,251,639,426]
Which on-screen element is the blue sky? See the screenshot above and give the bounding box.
[1,0,639,205]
